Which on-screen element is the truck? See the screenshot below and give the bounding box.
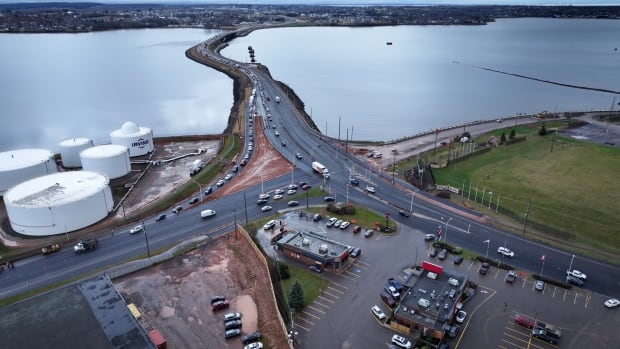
[190,159,204,176]
[311,161,330,179]
[275,96,280,103]
[73,238,98,253]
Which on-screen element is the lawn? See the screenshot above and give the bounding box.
[281,264,329,312]
[428,122,620,259]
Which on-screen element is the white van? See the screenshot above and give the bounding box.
[200,209,216,218]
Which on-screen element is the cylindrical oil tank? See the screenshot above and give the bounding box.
[3,171,113,236]
[58,138,93,168]
[0,148,57,196]
[110,121,154,157]
[80,145,131,179]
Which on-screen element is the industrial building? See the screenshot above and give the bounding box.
[58,137,94,168]
[275,230,351,270]
[0,148,57,196]
[110,121,154,157]
[80,144,132,179]
[3,171,114,236]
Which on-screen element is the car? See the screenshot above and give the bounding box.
[566,269,587,280]
[312,213,322,221]
[287,189,297,195]
[301,184,311,190]
[273,194,283,200]
[444,324,460,338]
[309,265,322,273]
[240,159,247,166]
[155,214,166,222]
[223,312,241,322]
[261,205,273,212]
[129,225,143,234]
[257,198,268,205]
[204,187,213,195]
[380,292,396,308]
[224,173,233,180]
[448,277,460,287]
[258,193,270,200]
[200,209,216,218]
[263,220,276,230]
[387,277,404,292]
[216,179,226,186]
[339,221,350,229]
[455,310,467,323]
[298,181,307,187]
[366,186,376,193]
[295,152,302,159]
[535,280,545,291]
[326,217,338,227]
[274,131,280,136]
[172,206,183,214]
[224,329,241,339]
[41,243,60,255]
[274,189,284,195]
[210,295,226,304]
[515,314,534,329]
[364,229,374,237]
[323,196,335,202]
[288,183,298,190]
[350,247,361,258]
[232,165,239,172]
[505,270,517,284]
[244,342,263,349]
[453,256,464,265]
[352,226,362,234]
[604,298,620,308]
[211,300,230,311]
[429,247,438,257]
[224,319,242,330]
[334,219,343,227]
[349,178,359,186]
[281,140,286,146]
[370,305,387,320]
[438,249,448,260]
[424,233,436,241]
[287,200,299,207]
[566,275,584,287]
[398,210,410,217]
[497,246,515,258]
[384,285,401,299]
[532,328,558,344]
[391,334,412,349]
[242,332,263,345]
[189,197,199,204]
[479,262,490,275]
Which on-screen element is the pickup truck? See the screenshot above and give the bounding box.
[73,238,99,254]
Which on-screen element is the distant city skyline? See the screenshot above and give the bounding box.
[1,1,620,6]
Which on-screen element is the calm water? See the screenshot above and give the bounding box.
[1,19,619,151]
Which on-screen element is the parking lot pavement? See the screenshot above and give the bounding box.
[295,282,346,333]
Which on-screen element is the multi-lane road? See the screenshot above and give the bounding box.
[1,38,618,307]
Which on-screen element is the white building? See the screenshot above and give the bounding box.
[58,138,93,168]
[80,145,131,180]
[110,121,154,157]
[3,171,114,236]
[0,148,57,196]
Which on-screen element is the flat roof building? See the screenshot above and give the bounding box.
[276,230,351,270]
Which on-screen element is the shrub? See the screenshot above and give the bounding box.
[539,123,548,136]
[436,191,451,199]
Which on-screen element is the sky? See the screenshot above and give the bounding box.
[1,1,620,6]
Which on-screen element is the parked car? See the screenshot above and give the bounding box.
[223,312,241,322]
[535,280,545,291]
[224,319,242,330]
[211,300,230,311]
[391,334,412,349]
[309,265,323,273]
[448,278,460,287]
[287,200,299,207]
[224,173,233,180]
[497,246,515,258]
[155,214,166,222]
[455,310,467,323]
[302,183,311,190]
[515,315,534,329]
[429,247,438,258]
[312,213,322,221]
[244,342,263,349]
[216,179,226,187]
[505,270,517,284]
[384,285,401,299]
[324,196,335,202]
[350,247,361,258]
[424,233,436,241]
[453,256,464,265]
[438,249,448,260]
[364,229,374,237]
[210,295,226,305]
[566,269,587,280]
[263,220,276,230]
[242,332,263,345]
[172,205,183,214]
[388,277,404,293]
[224,329,241,339]
[334,219,343,227]
[339,221,350,229]
[479,262,490,275]
[532,328,558,344]
[604,298,620,308]
[261,205,273,212]
[371,305,387,320]
[443,323,460,338]
[189,197,199,204]
[352,226,362,234]
[326,217,338,227]
[129,225,143,235]
[380,292,396,308]
[566,275,584,287]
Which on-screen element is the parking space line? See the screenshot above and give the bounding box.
[312,300,330,309]
[338,273,356,281]
[584,293,591,308]
[318,295,336,304]
[353,263,369,270]
[355,260,371,267]
[300,311,320,320]
[326,287,345,295]
[306,305,326,314]
[343,270,361,278]
[295,323,311,331]
[330,281,348,290]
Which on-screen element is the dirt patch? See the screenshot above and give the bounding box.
[114,234,288,349]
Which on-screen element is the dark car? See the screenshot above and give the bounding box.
[225,329,242,339]
[211,300,230,311]
[172,206,183,214]
[210,295,226,305]
[388,277,404,293]
[155,214,166,222]
[352,226,362,234]
[302,184,311,190]
[566,275,584,287]
[298,181,307,187]
[189,197,199,204]
[312,213,322,221]
[429,247,438,258]
[453,256,464,265]
[309,265,323,273]
[224,319,242,330]
[380,291,396,308]
[257,198,268,205]
[515,315,534,329]
[438,249,448,260]
[287,200,300,207]
[532,329,558,344]
[242,332,263,345]
[398,210,410,217]
[204,187,213,195]
[349,178,360,186]
[323,196,335,202]
[281,140,286,146]
[479,262,490,275]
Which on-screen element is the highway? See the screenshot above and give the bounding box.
[1,37,618,305]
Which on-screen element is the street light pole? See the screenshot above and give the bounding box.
[142,220,151,257]
[568,254,575,273]
[444,217,453,244]
[522,201,531,235]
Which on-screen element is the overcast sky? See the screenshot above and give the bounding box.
[1,1,619,6]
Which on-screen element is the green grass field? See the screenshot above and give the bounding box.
[428,122,620,260]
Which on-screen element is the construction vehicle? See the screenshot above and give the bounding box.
[311,161,330,179]
[41,243,60,255]
[73,238,99,253]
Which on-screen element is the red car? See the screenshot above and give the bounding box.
[515,315,534,329]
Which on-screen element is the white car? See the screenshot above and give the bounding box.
[287,189,297,195]
[224,173,233,180]
[366,186,376,193]
[216,179,226,187]
[497,246,515,258]
[274,131,280,136]
[326,217,338,227]
[424,233,436,241]
[273,194,284,200]
[391,334,412,349]
[384,285,400,299]
[129,225,143,234]
[261,205,273,212]
[258,193,270,200]
[200,209,216,218]
[455,310,467,323]
[339,221,350,229]
[263,220,276,230]
[566,269,587,280]
[274,189,284,195]
[244,342,263,349]
[370,305,386,320]
[604,298,619,308]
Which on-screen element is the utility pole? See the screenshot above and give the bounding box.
[522,201,531,235]
[391,150,397,184]
[142,220,151,257]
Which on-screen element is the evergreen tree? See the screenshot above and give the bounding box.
[500,131,506,144]
[509,128,516,140]
[279,263,290,280]
[539,123,548,136]
[288,280,305,312]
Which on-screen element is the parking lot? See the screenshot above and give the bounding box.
[261,210,620,349]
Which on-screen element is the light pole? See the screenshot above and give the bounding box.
[409,191,414,215]
[391,149,397,184]
[522,201,531,235]
[191,179,202,201]
[259,175,265,195]
[442,217,453,244]
[568,254,575,273]
[142,220,151,257]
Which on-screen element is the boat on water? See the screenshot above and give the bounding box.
[386,42,393,45]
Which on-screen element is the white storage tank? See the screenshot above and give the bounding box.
[80,145,131,179]
[58,138,93,168]
[0,148,57,196]
[110,121,154,157]
[3,171,113,236]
